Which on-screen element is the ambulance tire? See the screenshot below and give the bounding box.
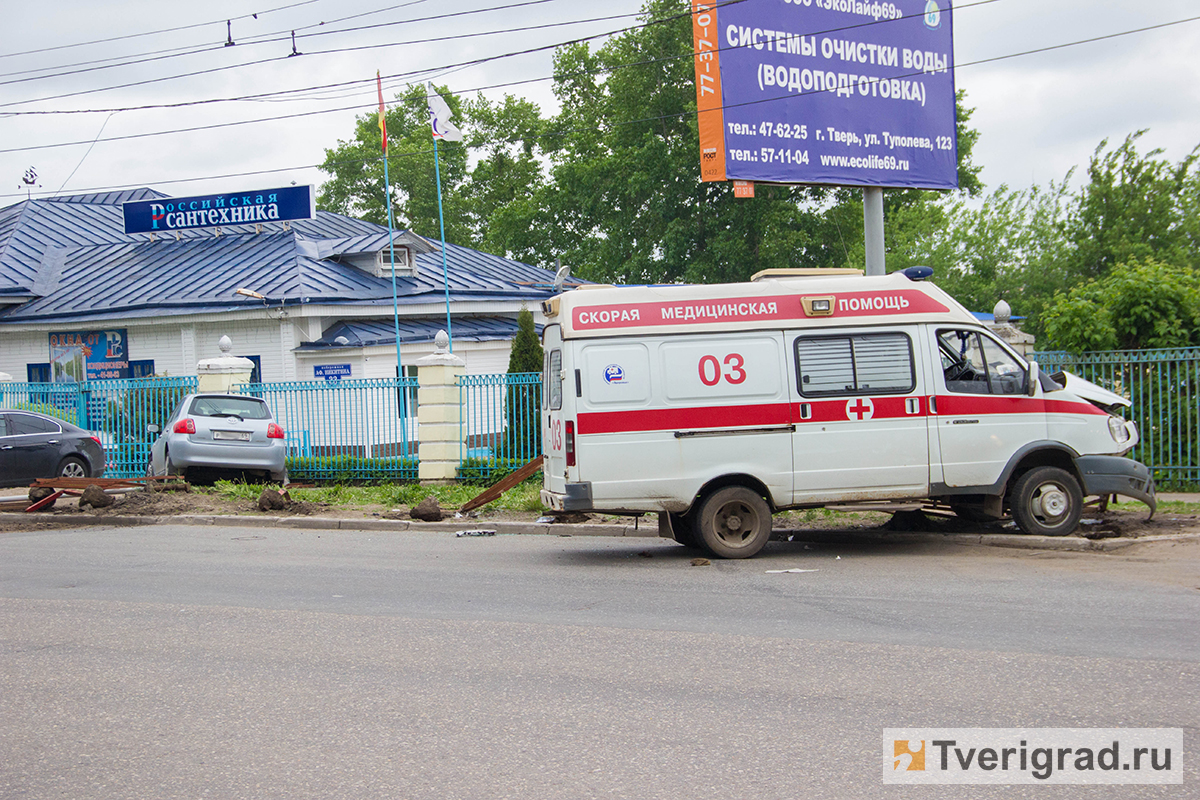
[696,486,772,559]
[1011,466,1083,537]
[668,512,702,549]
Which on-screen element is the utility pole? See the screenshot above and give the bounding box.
[863,186,885,276]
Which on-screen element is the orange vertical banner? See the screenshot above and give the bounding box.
[692,0,726,182]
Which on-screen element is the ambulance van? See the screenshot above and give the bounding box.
[539,268,1156,558]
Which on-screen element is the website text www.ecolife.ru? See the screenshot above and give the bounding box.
[884,729,1183,785]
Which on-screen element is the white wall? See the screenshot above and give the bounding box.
[0,330,49,379]
[1,314,529,383]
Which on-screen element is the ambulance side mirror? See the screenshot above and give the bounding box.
[1027,360,1040,397]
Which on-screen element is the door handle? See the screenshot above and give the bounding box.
[0,445,12,450]
[47,439,60,444]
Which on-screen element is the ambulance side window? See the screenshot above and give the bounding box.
[938,329,1026,395]
[795,333,914,397]
[546,349,563,411]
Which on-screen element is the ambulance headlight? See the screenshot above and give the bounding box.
[1108,415,1131,444]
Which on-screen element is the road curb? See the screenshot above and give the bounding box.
[5,512,1199,551]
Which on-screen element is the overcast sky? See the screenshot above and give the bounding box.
[3,0,1198,207]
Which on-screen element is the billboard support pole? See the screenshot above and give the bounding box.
[863,187,886,276]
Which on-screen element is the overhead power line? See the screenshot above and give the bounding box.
[0,0,567,86]
[0,4,649,109]
[3,6,1198,200]
[0,0,326,61]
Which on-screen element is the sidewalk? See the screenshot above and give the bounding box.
[4,509,1199,554]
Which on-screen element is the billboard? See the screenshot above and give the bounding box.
[693,0,957,189]
[49,329,129,381]
[122,185,315,235]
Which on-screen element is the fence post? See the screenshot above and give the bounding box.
[197,335,254,392]
[417,330,466,483]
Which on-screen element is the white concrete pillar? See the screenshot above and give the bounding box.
[417,330,466,483]
[197,335,255,393]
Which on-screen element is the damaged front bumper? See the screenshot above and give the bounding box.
[1076,455,1157,519]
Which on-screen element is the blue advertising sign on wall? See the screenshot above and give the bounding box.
[692,0,957,189]
[49,329,129,381]
[122,185,315,235]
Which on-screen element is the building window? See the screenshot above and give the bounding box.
[130,360,155,378]
[237,355,262,384]
[27,363,50,383]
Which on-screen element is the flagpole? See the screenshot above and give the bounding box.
[378,72,404,390]
[383,151,404,382]
[432,136,454,352]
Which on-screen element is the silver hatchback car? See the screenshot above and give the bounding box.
[149,394,287,483]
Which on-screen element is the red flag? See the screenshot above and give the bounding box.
[377,71,388,152]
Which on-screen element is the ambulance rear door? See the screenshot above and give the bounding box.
[541,324,567,498]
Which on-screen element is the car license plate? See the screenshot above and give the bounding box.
[213,430,251,442]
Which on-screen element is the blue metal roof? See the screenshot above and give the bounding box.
[0,188,563,326]
[301,316,543,350]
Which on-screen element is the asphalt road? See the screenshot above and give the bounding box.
[1,525,1197,799]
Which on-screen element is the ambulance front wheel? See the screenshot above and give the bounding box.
[696,486,772,559]
[1011,466,1083,536]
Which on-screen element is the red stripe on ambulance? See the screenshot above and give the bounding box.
[572,290,949,331]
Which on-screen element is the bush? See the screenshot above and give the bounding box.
[286,455,418,481]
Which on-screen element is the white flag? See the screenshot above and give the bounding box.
[427,84,463,142]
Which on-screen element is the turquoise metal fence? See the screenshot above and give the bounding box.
[458,372,542,479]
[238,377,419,481]
[84,376,197,477]
[1035,348,1200,488]
[0,381,82,426]
[1,377,196,478]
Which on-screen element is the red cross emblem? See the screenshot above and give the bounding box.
[846,397,874,421]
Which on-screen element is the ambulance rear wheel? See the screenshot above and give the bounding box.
[1011,466,1082,536]
[696,486,771,559]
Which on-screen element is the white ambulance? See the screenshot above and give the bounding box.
[539,268,1155,558]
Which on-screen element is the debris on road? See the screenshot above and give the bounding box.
[455,530,497,537]
[79,485,115,509]
[411,496,445,522]
[459,455,543,513]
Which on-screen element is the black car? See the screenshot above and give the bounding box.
[0,409,106,488]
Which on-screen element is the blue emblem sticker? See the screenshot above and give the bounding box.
[604,364,625,384]
[924,0,941,29]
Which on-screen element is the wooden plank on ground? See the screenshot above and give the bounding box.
[459,455,544,514]
[32,477,139,490]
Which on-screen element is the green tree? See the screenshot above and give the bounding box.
[503,306,543,461]
[317,84,472,243]
[1067,131,1199,279]
[1042,260,1200,352]
[506,305,543,374]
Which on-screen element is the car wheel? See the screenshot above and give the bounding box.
[1011,466,1082,536]
[58,456,88,479]
[695,486,772,559]
[668,511,701,549]
[166,456,184,480]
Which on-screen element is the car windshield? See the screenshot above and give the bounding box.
[188,397,271,420]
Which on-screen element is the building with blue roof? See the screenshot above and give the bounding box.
[0,188,566,383]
